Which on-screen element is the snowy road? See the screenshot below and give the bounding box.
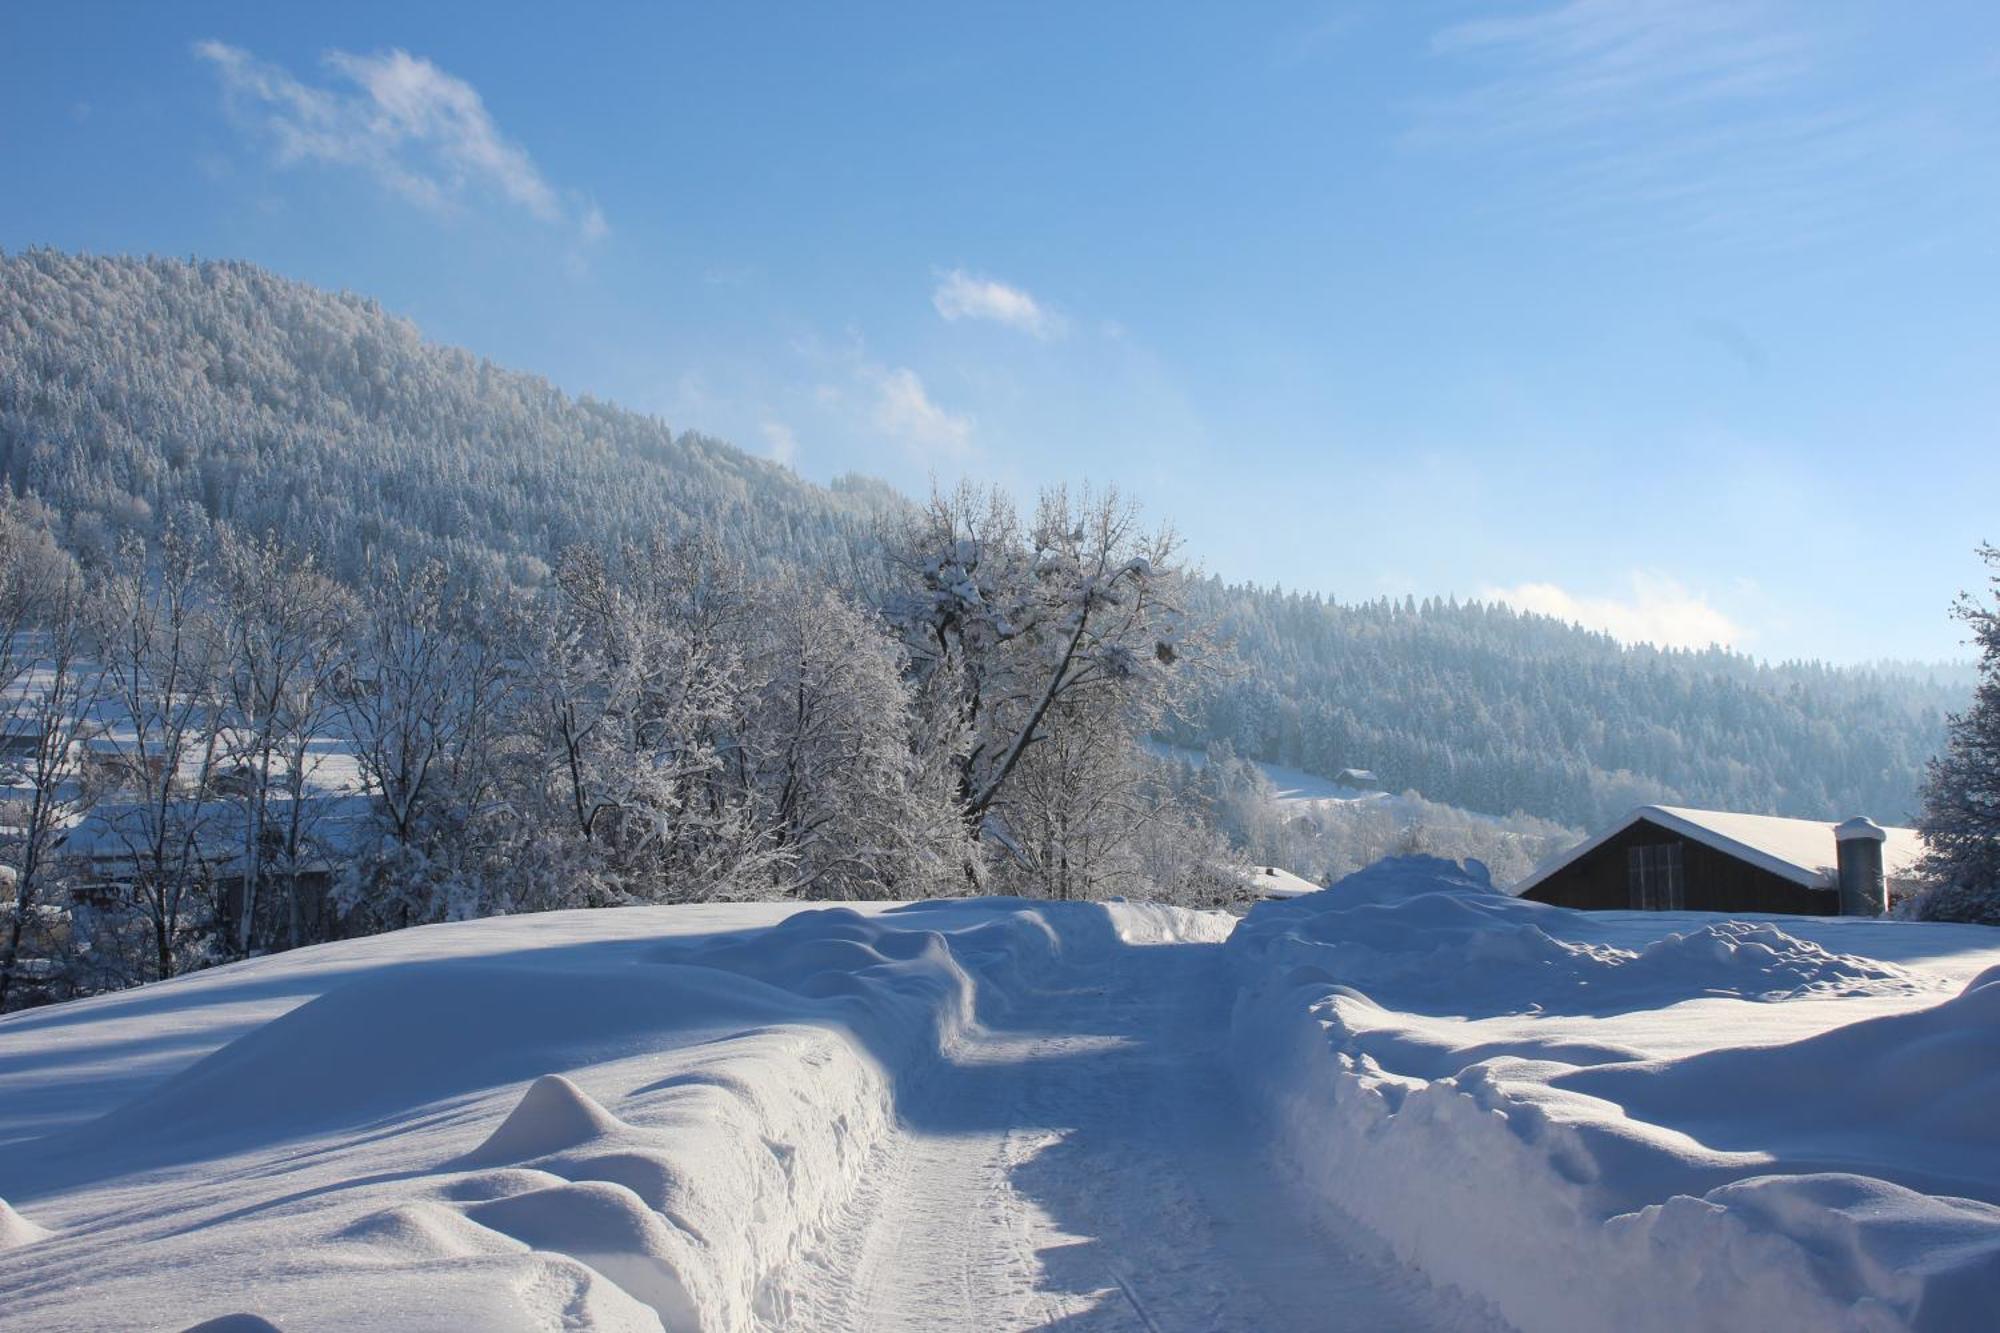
[9,892,1994,1330]
[766,943,1492,1333]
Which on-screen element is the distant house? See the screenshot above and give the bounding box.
[58,794,373,936]
[1241,865,1323,900]
[1336,768,1381,791]
[1197,862,1323,904]
[1511,805,1920,917]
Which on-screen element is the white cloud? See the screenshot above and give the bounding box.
[759,420,799,467]
[1482,572,1744,651]
[866,366,973,461]
[194,40,603,242]
[932,269,1061,338]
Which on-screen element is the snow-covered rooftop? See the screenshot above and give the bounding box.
[1242,865,1322,899]
[1510,804,1924,897]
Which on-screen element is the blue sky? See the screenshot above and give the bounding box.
[4,2,1997,664]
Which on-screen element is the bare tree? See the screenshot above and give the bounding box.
[340,558,513,927]
[213,531,350,955]
[92,527,226,981]
[0,545,103,1009]
[524,534,778,902]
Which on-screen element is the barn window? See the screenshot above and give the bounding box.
[1627,843,1685,910]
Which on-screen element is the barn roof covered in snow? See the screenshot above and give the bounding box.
[1509,804,1925,898]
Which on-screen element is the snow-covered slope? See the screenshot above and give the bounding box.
[1147,739,1390,808]
[1229,858,2000,1333]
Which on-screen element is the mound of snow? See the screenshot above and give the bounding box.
[462,1074,628,1167]
[466,1180,700,1328]
[0,1196,48,1249]
[1236,855,1915,1016]
[181,1317,283,1333]
[1622,919,1910,998]
[1560,963,2000,1186]
[1230,856,2000,1333]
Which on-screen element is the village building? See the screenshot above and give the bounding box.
[1242,864,1323,900]
[1511,805,1920,917]
[58,793,373,938]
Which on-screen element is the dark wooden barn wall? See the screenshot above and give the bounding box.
[1522,818,1838,915]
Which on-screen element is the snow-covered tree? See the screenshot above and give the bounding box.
[525,534,777,903]
[0,522,103,1009]
[213,530,352,954]
[748,586,965,900]
[91,524,226,981]
[339,558,515,927]
[886,484,1211,897]
[1915,545,2000,923]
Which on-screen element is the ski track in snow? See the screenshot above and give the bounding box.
[767,945,1491,1333]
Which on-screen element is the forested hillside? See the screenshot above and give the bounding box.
[0,249,893,592]
[1172,587,1958,829]
[0,250,1961,831]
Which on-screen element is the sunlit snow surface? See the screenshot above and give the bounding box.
[1231,857,2000,1333]
[2,872,1997,1331]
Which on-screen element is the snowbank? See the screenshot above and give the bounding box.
[0,897,1222,1332]
[1230,857,2000,1333]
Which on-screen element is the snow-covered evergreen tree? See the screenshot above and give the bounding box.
[1915,545,2000,922]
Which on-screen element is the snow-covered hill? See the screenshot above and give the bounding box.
[2,873,1997,1331]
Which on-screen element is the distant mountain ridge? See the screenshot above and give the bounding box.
[0,249,1959,829]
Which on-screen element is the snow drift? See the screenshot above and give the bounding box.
[5,869,1997,1331]
[1230,857,2000,1333]
[0,898,1222,1332]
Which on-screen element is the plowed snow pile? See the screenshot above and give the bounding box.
[1230,857,2000,1333]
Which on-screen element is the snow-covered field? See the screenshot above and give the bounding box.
[2,863,1996,1331]
[1146,739,1390,808]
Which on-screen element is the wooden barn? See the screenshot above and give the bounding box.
[1511,805,1923,917]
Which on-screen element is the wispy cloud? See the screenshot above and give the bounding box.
[864,365,973,461]
[194,40,604,243]
[1421,0,1811,145]
[1409,2,1986,252]
[1483,572,1743,651]
[932,269,1062,338]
